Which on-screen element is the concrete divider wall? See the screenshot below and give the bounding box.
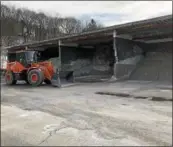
[114,55,144,79]
[114,38,145,79]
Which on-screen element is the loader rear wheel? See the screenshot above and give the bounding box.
[5,71,17,85]
[27,69,44,86]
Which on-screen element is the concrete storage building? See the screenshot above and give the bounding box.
[3,15,172,83]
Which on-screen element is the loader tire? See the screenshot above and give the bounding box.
[27,69,44,86]
[5,71,17,85]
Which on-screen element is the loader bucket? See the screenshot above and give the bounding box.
[51,73,61,87]
[51,70,61,88]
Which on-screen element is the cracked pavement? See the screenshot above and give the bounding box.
[1,80,172,146]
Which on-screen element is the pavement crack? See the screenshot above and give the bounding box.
[38,132,52,145]
[38,125,68,145]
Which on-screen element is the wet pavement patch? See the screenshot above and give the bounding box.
[96,91,172,102]
[114,93,131,97]
[23,108,32,111]
[121,104,129,106]
[95,91,116,96]
[134,96,148,99]
[95,92,131,98]
[151,96,172,102]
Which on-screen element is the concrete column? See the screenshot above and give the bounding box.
[113,30,118,63]
[58,40,62,71]
[112,30,118,79]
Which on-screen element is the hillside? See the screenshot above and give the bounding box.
[1,4,103,47]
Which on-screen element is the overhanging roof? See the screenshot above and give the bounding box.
[2,14,172,51]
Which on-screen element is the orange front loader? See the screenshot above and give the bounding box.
[5,51,61,87]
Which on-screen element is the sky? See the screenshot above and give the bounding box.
[1,1,172,26]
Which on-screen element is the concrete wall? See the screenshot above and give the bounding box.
[114,38,144,79]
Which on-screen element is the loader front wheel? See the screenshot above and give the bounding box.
[5,71,17,85]
[27,69,44,86]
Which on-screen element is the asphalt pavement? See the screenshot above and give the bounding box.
[1,80,172,146]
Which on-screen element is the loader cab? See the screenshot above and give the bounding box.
[8,51,39,67]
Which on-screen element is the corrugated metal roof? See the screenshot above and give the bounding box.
[2,14,172,51]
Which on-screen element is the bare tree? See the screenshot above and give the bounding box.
[59,17,83,35]
[1,4,104,46]
[1,4,11,18]
[82,19,103,32]
[46,16,62,39]
[16,8,37,42]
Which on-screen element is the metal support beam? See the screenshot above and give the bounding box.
[60,43,78,47]
[117,34,132,40]
[113,30,118,63]
[145,38,173,43]
[58,40,62,71]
